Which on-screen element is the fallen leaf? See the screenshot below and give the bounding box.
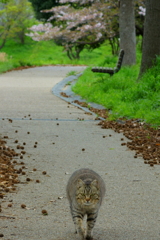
[58,196,63,199]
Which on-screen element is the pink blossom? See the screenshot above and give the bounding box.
[139,6,146,16]
[27,0,119,59]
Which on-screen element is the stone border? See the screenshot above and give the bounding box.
[52,73,106,120]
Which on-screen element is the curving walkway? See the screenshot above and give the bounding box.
[0,66,160,240]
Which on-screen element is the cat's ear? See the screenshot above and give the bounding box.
[77,179,84,188]
[91,179,98,187]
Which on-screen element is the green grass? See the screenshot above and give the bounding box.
[72,55,160,127]
[0,37,112,73]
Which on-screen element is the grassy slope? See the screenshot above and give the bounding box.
[0,38,159,127]
[73,53,160,127]
[0,37,112,72]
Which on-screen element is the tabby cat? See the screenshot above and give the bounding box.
[66,168,106,240]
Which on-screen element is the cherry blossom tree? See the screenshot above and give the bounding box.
[27,0,119,59]
[27,0,145,60]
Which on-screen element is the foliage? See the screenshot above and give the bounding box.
[0,0,37,49]
[27,0,145,59]
[27,0,119,59]
[29,0,59,21]
[0,0,9,3]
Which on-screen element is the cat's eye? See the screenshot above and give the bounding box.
[76,193,85,198]
[92,194,99,199]
[81,193,85,197]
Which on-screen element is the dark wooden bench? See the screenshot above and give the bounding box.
[91,49,125,76]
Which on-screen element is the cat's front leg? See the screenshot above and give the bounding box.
[70,205,85,239]
[86,213,97,240]
[73,216,85,239]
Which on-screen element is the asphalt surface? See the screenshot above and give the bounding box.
[0,66,160,240]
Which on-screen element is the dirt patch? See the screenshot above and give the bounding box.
[0,52,8,62]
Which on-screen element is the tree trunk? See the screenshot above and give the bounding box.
[17,30,25,44]
[139,0,160,78]
[119,0,136,65]
[0,37,7,50]
[109,37,119,55]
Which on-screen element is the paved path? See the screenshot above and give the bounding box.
[0,66,160,240]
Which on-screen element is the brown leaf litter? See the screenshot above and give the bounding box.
[0,139,20,199]
[73,99,160,166]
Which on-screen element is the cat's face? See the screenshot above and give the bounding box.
[76,179,100,206]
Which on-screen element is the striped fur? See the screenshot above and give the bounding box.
[66,168,106,240]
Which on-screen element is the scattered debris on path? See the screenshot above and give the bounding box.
[98,120,160,166]
[60,92,69,98]
[72,99,160,166]
[0,139,19,199]
[73,100,108,119]
[65,97,160,166]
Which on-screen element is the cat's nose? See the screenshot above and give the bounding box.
[86,197,90,202]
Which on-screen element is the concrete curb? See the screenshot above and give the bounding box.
[52,73,106,120]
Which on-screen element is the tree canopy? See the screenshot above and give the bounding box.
[0,0,37,48]
[29,0,59,21]
[28,0,119,59]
